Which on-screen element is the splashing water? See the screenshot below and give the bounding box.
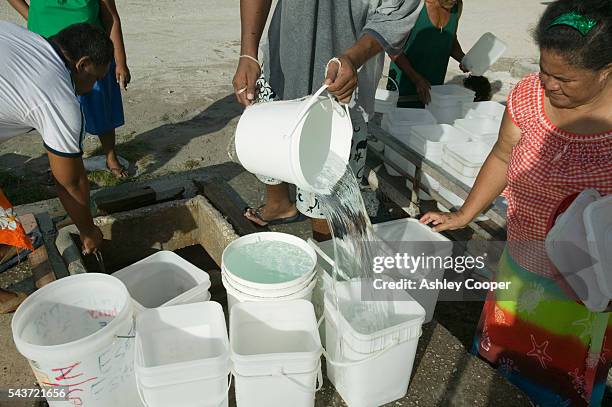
[312,152,395,335]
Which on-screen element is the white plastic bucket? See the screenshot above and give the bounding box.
[375,77,399,114]
[545,189,608,312]
[310,218,451,323]
[221,232,317,290]
[230,300,323,407]
[462,32,508,76]
[235,85,352,194]
[11,273,141,407]
[222,272,317,311]
[409,124,471,162]
[584,194,612,298]
[453,117,501,137]
[135,302,230,407]
[112,251,211,311]
[324,281,425,407]
[442,141,492,178]
[426,85,475,124]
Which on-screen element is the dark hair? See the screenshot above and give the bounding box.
[463,75,492,102]
[49,23,114,67]
[534,0,612,71]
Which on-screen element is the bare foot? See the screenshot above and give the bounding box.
[0,288,27,314]
[244,204,299,227]
[106,151,128,178]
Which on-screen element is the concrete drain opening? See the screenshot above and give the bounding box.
[55,195,240,305]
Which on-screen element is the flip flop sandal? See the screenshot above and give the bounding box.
[244,206,306,227]
[106,165,129,178]
[0,291,27,314]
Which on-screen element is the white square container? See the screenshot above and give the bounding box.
[545,189,608,312]
[453,117,502,138]
[135,302,230,407]
[382,108,437,177]
[461,101,505,120]
[230,300,322,407]
[112,251,211,313]
[409,124,471,162]
[461,32,508,76]
[426,85,475,124]
[324,281,425,407]
[310,218,451,324]
[584,194,612,298]
[442,141,492,177]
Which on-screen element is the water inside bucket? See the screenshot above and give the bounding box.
[141,328,226,367]
[224,240,315,284]
[22,298,123,346]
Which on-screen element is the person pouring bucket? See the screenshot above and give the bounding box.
[233,0,424,241]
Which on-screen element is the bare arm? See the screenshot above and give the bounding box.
[100,0,130,89]
[421,109,521,232]
[6,0,29,20]
[323,34,383,103]
[48,153,102,252]
[450,36,465,63]
[232,0,272,105]
[389,53,432,104]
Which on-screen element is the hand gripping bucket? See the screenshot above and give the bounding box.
[234,85,352,194]
[11,273,141,407]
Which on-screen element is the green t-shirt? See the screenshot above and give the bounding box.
[28,0,103,38]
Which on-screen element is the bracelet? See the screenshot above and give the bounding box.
[239,54,262,68]
[325,57,342,77]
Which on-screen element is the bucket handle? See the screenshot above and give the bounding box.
[384,74,399,93]
[230,359,323,394]
[286,84,351,141]
[318,313,404,368]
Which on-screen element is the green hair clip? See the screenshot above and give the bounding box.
[547,11,598,36]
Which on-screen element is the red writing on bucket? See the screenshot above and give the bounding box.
[42,362,98,406]
[87,308,118,319]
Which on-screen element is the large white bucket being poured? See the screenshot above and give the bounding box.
[12,273,141,407]
[234,85,352,194]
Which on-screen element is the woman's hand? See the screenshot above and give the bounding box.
[324,55,358,104]
[233,57,261,106]
[412,73,432,105]
[420,210,471,232]
[81,226,104,254]
[116,63,131,90]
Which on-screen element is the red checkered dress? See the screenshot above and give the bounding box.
[504,73,612,277]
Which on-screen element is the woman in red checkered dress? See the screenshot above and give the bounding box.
[421,0,612,405]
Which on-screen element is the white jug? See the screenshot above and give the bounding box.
[462,32,508,76]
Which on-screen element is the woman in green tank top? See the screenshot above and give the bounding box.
[27,0,103,38]
[389,0,468,108]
